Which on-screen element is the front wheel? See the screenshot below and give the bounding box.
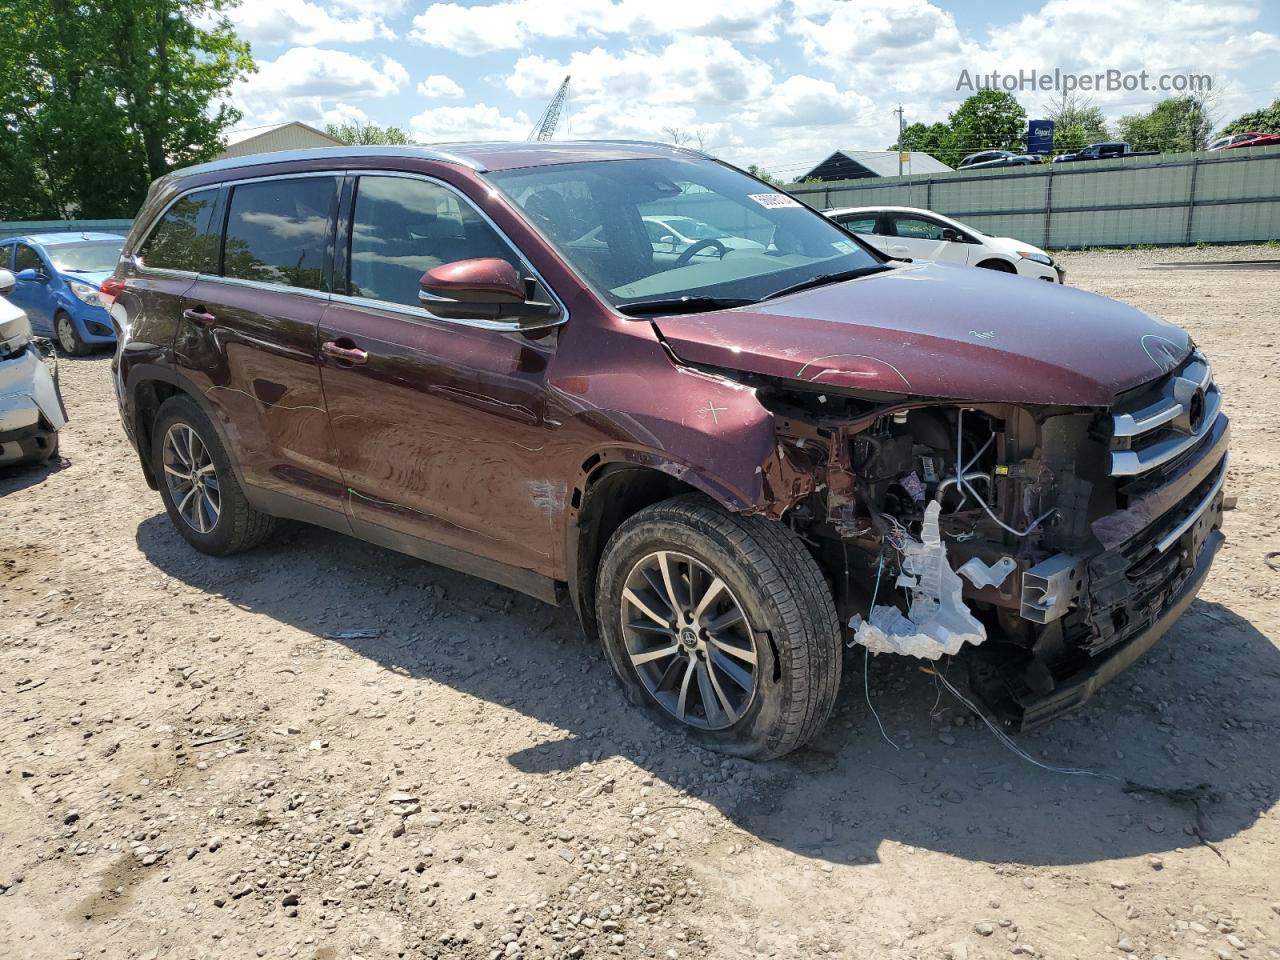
[596,495,841,759]
[55,311,89,356]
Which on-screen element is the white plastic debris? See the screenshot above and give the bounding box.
[849,501,987,660]
[956,555,1017,589]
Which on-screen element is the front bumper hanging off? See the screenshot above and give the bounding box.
[0,342,67,465]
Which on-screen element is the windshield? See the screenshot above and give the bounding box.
[487,158,881,311]
[46,240,123,273]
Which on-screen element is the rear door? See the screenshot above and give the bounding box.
[885,213,970,265]
[176,173,349,520]
[10,243,58,335]
[317,172,559,579]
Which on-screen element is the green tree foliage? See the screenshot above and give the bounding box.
[891,121,950,156]
[324,123,414,146]
[746,164,784,186]
[938,91,1027,166]
[1118,95,1216,152]
[1042,92,1110,154]
[0,0,253,220]
[1220,97,1280,135]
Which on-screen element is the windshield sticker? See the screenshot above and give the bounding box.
[748,193,802,209]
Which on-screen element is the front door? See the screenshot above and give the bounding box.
[317,172,559,580]
[885,213,971,265]
[10,243,58,335]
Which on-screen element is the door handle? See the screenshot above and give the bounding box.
[322,340,368,365]
[182,307,216,325]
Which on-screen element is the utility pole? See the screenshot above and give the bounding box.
[893,104,906,176]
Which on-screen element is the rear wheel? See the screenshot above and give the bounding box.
[55,311,89,356]
[151,395,275,555]
[596,495,841,759]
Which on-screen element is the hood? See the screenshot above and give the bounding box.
[654,261,1189,407]
[62,270,113,288]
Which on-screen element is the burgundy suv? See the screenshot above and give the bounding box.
[107,142,1228,758]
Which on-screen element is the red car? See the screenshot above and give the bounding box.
[1222,132,1280,150]
[106,142,1228,758]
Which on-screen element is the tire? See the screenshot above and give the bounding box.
[596,494,841,760]
[55,311,89,356]
[975,259,1016,273]
[151,395,275,556]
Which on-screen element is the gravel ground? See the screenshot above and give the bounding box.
[2,246,1278,960]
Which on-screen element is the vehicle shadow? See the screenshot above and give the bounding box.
[0,452,68,495]
[135,513,1279,868]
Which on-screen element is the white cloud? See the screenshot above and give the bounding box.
[228,0,401,46]
[410,0,780,55]
[321,103,371,127]
[232,48,408,128]
[409,103,531,142]
[418,74,466,99]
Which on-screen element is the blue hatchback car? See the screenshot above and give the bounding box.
[0,232,125,355]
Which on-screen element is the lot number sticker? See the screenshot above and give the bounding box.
[748,193,802,209]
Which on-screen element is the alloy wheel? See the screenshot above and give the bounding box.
[619,550,759,730]
[161,423,221,534]
[57,315,77,354]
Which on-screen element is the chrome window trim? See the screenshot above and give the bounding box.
[336,169,569,333]
[1154,454,1228,553]
[193,273,333,302]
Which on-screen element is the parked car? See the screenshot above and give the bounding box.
[641,215,765,254]
[957,150,1042,170]
[824,205,1063,282]
[1053,142,1158,163]
[1222,132,1280,150]
[0,232,125,355]
[1207,133,1263,151]
[108,142,1227,758]
[0,268,67,465]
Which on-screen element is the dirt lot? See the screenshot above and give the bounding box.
[2,246,1278,960]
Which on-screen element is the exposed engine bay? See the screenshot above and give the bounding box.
[745,356,1229,729]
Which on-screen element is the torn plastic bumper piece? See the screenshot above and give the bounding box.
[988,527,1223,731]
[849,501,987,660]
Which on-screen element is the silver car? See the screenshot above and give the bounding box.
[0,268,66,466]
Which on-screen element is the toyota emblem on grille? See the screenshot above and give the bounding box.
[1187,387,1206,433]
[1169,376,1207,436]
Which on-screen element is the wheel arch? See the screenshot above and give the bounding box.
[565,450,752,642]
[975,257,1017,272]
[126,365,247,493]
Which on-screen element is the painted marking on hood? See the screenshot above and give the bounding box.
[1140,334,1184,371]
[697,400,729,425]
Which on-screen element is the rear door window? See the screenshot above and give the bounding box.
[347,175,520,307]
[890,216,949,241]
[223,177,338,291]
[139,189,220,273]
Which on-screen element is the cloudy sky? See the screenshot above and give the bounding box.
[226,0,1280,179]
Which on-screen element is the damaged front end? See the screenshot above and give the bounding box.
[753,352,1228,730]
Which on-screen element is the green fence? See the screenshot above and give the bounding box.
[0,219,133,241]
[786,145,1280,250]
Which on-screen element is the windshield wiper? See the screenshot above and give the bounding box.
[761,264,892,302]
[616,295,758,316]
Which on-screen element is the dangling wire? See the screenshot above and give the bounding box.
[956,407,1056,537]
[861,553,899,750]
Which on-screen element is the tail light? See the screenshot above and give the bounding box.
[100,277,126,308]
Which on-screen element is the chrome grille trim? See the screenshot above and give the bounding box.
[1110,352,1222,477]
[1154,454,1227,553]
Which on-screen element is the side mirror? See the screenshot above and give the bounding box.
[941,228,960,242]
[15,267,47,284]
[0,269,14,294]
[419,258,563,329]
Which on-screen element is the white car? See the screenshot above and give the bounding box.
[0,268,67,465]
[640,215,765,254]
[824,205,1063,283]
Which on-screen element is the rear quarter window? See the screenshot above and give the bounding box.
[139,189,220,273]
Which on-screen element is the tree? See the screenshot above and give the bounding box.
[325,123,413,146]
[0,0,253,219]
[891,121,950,156]
[663,127,710,151]
[746,164,783,186]
[1042,91,1109,154]
[1220,97,1280,135]
[937,91,1027,166]
[1118,92,1217,153]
